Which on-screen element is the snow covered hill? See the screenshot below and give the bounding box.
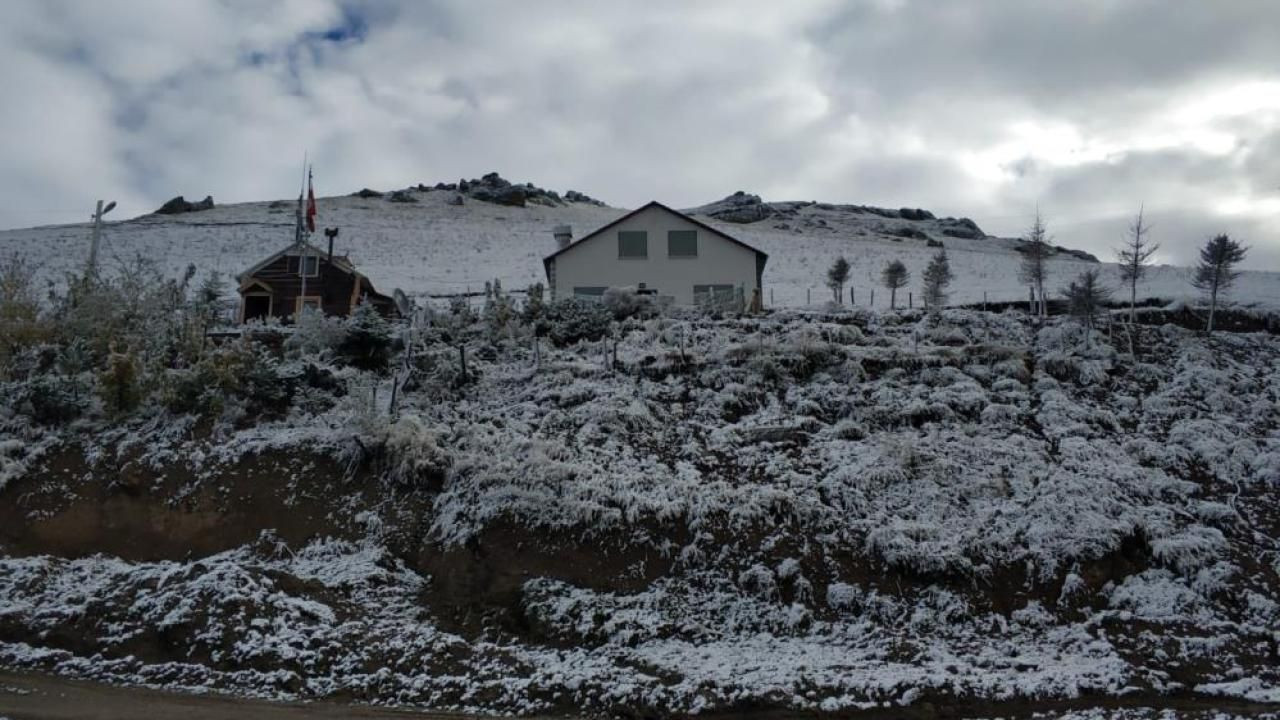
[2,177,1277,310]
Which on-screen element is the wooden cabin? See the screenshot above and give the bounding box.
[237,242,396,323]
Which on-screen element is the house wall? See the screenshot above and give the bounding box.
[549,205,761,306]
[243,253,358,320]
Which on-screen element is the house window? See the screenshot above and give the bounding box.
[296,295,323,314]
[573,286,607,301]
[668,230,698,257]
[694,284,736,307]
[618,231,648,258]
[287,255,320,276]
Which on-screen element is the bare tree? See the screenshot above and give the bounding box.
[920,249,954,315]
[1116,205,1158,324]
[881,259,909,309]
[1019,209,1052,320]
[1191,234,1248,335]
[826,256,851,303]
[1063,269,1112,348]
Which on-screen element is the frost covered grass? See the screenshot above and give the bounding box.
[1,306,1278,715]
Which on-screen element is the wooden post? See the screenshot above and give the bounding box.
[612,340,618,371]
[679,326,686,365]
[850,286,855,306]
[909,292,913,309]
[807,288,811,305]
[983,291,987,312]
[870,289,875,307]
[533,335,541,370]
[458,344,467,384]
[1029,286,1035,315]
[769,288,774,306]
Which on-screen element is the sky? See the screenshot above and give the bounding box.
[1,0,1278,268]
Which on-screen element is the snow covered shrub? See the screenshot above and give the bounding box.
[482,279,516,339]
[737,564,780,602]
[980,402,1021,427]
[992,357,1031,384]
[380,415,451,489]
[161,340,291,418]
[544,298,612,347]
[717,382,766,422]
[831,419,868,440]
[285,310,346,359]
[0,253,49,379]
[825,582,860,612]
[602,285,655,320]
[338,300,393,371]
[11,373,90,425]
[98,346,142,417]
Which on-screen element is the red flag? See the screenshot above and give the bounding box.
[305,172,317,233]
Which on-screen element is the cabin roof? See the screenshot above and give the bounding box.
[541,200,768,276]
[238,241,358,281]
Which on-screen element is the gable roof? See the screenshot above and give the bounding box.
[542,201,768,275]
[238,241,357,282]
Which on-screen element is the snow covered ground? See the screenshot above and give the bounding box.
[1,304,1277,716]
[2,186,1277,310]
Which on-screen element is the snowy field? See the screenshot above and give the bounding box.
[2,187,1277,310]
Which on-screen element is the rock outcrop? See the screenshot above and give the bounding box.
[154,195,214,215]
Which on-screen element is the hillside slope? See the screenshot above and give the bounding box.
[1,305,1277,716]
[3,177,1277,309]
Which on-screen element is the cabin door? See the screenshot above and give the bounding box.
[243,294,272,322]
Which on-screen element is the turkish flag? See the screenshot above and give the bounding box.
[305,180,317,233]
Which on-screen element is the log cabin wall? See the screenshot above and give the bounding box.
[249,255,358,319]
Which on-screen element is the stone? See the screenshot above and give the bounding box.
[154,195,214,214]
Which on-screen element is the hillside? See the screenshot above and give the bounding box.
[1,294,1278,715]
[2,174,1277,310]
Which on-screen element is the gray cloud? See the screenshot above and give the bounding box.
[0,0,1276,269]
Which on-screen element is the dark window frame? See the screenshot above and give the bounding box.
[668,230,698,258]
[618,231,649,259]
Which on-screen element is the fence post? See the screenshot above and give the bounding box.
[1029,286,1035,315]
[983,291,987,312]
[909,292,913,309]
[770,288,774,306]
[850,286,855,305]
[807,288,811,305]
[458,344,467,383]
[870,289,875,307]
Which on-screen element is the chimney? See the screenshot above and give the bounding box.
[553,224,573,249]
[325,227,339,265]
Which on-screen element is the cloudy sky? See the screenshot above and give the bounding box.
[2,0,1278,267]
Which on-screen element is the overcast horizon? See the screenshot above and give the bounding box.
[2,0,1279,268]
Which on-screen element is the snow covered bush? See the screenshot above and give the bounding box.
[338,300,393,371]
[543,298,612,346]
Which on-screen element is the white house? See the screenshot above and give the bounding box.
[542,201,768,308]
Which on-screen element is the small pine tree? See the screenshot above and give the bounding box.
[1116,205,1158,324]
[1019,209,1052,319]
[1063,269,1112,348]
[1191,234,1248,335]
[920,250,954,315]
[825,256,851,304]
[99,344,142,416]
[339,299,392,370]
[881,260,909,309]
[482,278,514,339]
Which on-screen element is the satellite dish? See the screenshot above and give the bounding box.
[392,288,414,318]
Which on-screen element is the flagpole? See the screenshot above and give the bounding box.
[298,155,308,314]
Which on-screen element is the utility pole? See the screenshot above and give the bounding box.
[87,199,117,276]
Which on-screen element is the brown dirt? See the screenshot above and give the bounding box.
[0,669,509,720]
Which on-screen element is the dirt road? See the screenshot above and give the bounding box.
[0,670,502,720]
